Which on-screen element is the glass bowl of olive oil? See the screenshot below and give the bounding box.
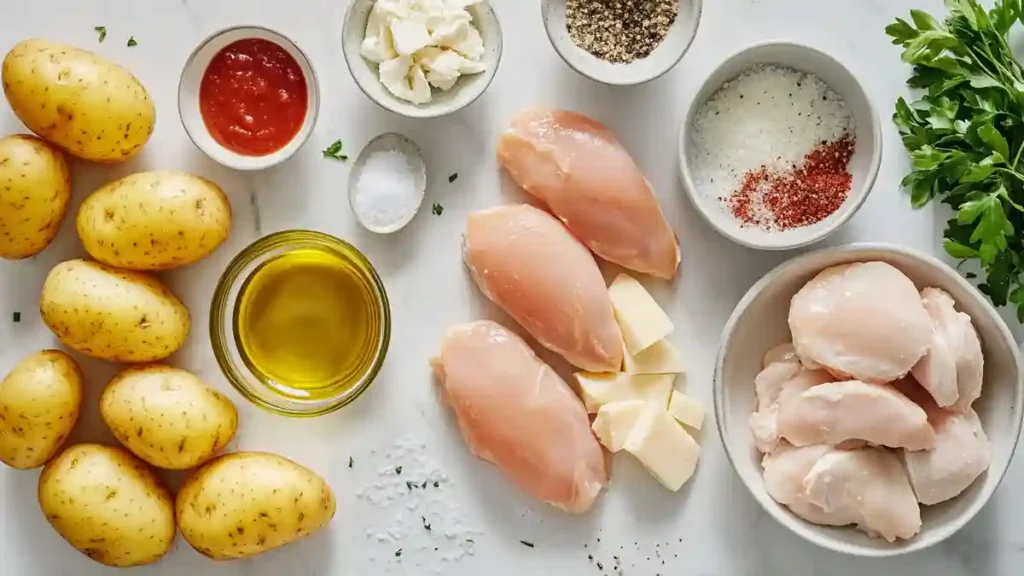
[210,230,390,417]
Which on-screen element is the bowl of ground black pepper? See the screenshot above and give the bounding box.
[542,0,702,86]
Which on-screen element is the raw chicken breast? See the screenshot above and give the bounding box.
[804,448,922,542]
[496,109,680,279]
[777,380,935,450]
[762,443,859,527]
[432,320,608,513]
[893,377,991,505]
[789,262,932,383]
[911,287,984,412]
[463,204,623,372]
[750,344,834,453]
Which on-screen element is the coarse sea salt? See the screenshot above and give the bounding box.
[352,148,424,233]
[690,64,854,214]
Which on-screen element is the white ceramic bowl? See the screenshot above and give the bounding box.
[542,0,702,86]
[348,132,427,234]
[715,243,1023,557]
[178,26,320,171]
[341,0,503,119]
[679,41,881,250]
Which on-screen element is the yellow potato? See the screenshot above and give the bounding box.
[78,171,232,270]
[0,134,71,259]
[38,444,175,567]
[100,365,238,470]
[39,259,190,363]
[1,39,155,162]
[0,350,82,469]
[177,452,336,560]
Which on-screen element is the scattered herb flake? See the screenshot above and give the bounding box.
[322,140,349,161]
[348,456,354,468]
[448,173,458,183]
[465,538,475,544]
[421,480,429,489]
[12,312,21,323]
[422,516,432,531]
[433,481,439,488]
[94,26,107,43]
[432,202,444,216]
[520,540,535,548]
[394,548,402,557]
[395,465,403,475]
[126,36,137,47]
[406,481,416,490]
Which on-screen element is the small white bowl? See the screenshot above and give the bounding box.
[341,0,503,119]
[349,133,427,234]
[679,41,881,250]
[542,0,702,86]
[715,243,1023,557]
[178,26,320,171]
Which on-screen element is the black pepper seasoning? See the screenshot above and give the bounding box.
[565,0,679,64]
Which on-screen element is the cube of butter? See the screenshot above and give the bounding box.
[668,390,704,430]
[608,274,674,355]
[592,400,647,452]
[575,372,674,413]
[623,339,685,374]
[624,404,700,491]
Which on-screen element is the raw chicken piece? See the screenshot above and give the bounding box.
[432,320,608,513]
[463,204,623,372]
[496,109,680,279]
[789,262,933,384]
[762,443,859,526]
[750,344,834,453]
[804,448,922,542]
[911,287,984,412]
[893,377,991,505]
[777,380,935,450]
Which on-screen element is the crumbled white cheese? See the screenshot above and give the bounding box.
[361,0,487,104]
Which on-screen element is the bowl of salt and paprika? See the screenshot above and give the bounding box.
[678,40,882,250]
[178,25,320,171]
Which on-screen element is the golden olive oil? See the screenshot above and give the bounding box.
[234,248,381,398]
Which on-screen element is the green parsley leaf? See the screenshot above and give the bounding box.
[126,36,137,47]
[432,203,443,216]
[94,26,107,43]
[322,140,348,160]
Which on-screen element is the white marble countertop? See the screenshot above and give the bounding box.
[2,0,1022,574]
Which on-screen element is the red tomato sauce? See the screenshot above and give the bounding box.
[199,38,308,156]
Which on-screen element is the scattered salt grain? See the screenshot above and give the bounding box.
[352,148,424,233]
[690,64,854,217]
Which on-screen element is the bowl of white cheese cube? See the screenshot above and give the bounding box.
[342,0,503,118]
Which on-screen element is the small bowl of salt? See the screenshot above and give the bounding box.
[349,133,427,234]
[678,41,882,250]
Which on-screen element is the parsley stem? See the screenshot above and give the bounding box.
[996,167,1024,186]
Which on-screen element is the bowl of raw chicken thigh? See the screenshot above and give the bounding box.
[715,243,1023,556]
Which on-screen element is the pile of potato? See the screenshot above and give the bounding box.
[0,39,336,567]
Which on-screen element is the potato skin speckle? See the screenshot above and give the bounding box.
[1,39,155,162]
[0,350,82,469]
[77,171,232,270]
[0,134,71,259]
[176,452,337,560]
[100,365,238,470]
[39,259,191,363]
[38,444,175,567]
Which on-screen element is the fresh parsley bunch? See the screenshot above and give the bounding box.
[888,0,1024,320]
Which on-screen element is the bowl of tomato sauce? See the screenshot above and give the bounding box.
[178,26,319,170]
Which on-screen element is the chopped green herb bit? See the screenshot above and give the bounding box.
[394,548,402,557]
[448,173,458,183]
[465,539,474,544]
[94,26,107,42]
[12,312,21,323]
[432,202,444,216]
[433,481,439,488]
[322,140,349,160]
[422,516,432,531]
[520,540,535,548]
[421,480,429,489]
[126,36,137,47]
[395,465,403,475]
[406,481,416,490]
[348,456,354,468]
